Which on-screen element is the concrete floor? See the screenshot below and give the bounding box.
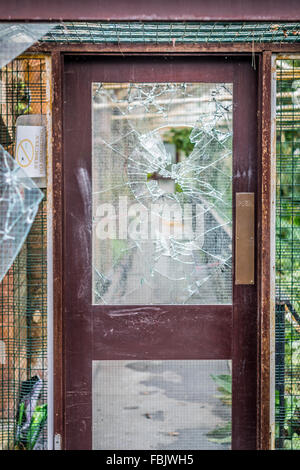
[92,359,231,450]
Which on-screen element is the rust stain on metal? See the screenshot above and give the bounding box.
[28,42,300,55]
[258,51,273,450]
[51,50,65,448]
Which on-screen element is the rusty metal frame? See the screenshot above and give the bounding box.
[51,50,65,448]
[256,50,274,451]
[46,43,298,450]
[30,42,300,55]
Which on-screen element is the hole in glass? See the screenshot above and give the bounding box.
[92,82,233,304]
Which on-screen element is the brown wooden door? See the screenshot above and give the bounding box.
[63,56,258,450]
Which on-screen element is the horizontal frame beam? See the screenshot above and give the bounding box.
[29,42,300,54]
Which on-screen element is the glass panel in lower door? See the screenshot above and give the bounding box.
[92,360,232,450]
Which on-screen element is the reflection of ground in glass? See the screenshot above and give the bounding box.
[92,82,233,305]
[92,360,231,450]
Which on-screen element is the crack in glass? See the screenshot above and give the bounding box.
[92,82,233,305]
[0,144,43,282]
[0,23,58,69]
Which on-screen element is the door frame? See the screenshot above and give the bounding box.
[50,49,275,450]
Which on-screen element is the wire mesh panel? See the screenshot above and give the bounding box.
[93,360,232,449]
[276,58,300,450]
[0,57,48,450]
[42,22,300,45]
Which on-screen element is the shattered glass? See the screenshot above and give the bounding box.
[92,82,232,304]
[0,23,58,70]
[0,23,57,280]
[0,145,43,283]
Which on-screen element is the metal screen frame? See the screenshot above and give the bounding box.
[275,54,300,450]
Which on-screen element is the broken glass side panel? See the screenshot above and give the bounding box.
[0,145,43,282]
[0,23,58,69]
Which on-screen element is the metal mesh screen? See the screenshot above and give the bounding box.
[276,57,300,450]
[93,360,232,450]
[0,57,48,450]
[42,22,300,45]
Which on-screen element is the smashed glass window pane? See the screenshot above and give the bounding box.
[0,23,58,69]
[0,145,43,282]
[92,82,232,305]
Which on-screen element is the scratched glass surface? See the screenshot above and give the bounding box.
[92,82,232,304]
